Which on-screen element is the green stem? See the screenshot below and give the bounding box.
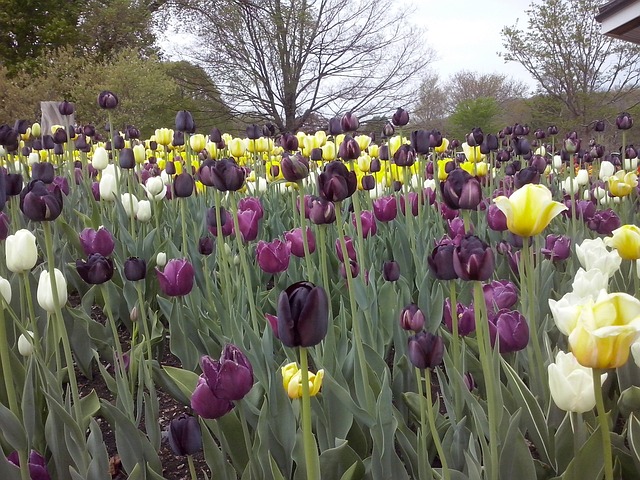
[180,198,189,257]
[415,368,431,480]
[43,221,82,423]
[237,403,258,479]
[300,347,320,480]
[593,369,613,480]
[213,189,233,316]
[20,273,41,357]
[296,185,314,282]
[425,369,450,480]
[187,454,197,480]
[449,281,463,421]
[136,282,153,363]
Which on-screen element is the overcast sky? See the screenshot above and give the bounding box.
[405,0,538,91]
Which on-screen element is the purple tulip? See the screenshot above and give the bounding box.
[338,135,361,160]
[256,239,291,274]
[339,259,360,279]
[124,257,146,281]
[393,145,416,167]
[392,107,410,127]
[19,180,63,222]
[563,199,596,221]
[400,304,425,332]
[335,236,357,262]
[284,227,316,258]
[442,298,476,336]
[7,450,50,480]
[275,281,329,347]
[353,210,377,237]
[168,414,202,456]
[373,196,398,222]
[209,159,246,192]
[488,309,529,354]
[407,332,444,370]
[318,161,357,202]
[453,235,495,281]
[79,226,115,256]
[238,196,264,220]
[483,280,518,312]
[198,236,214,255]
[0,212,10,240]
[427,237,459,281]
[448,217,469,239]
[587,208,621,235]
[76,254,114,285]
[98,90,119,109]
[191,375,233,419]
[201,345,254,401]
[236,209,260,242]
[541,234,571,261]
[208,208,234,237]
[399,191,420,216]
[382,260,400,282]
[156,259,195,296]
[440,169,482,210]
[32,162,55,184]
[308,196,336,225]
[438,202,459,221]
[487,203,508,231]
[341,112,359,132]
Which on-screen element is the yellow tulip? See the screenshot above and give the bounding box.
[437,158,453,181]
[314,130,327,147]
[133,144,146,164]
[462,142,483,163]
[493,183,567,237]
[31,123,41,138]
[608,170,638,197]
[229,138,246,158]
[281,362,324,399]
[322,141,336,161]
[205,142,218,159]
[155,128,173,146]
[355,134,371,151]
[460,161,488,177]
[435,137,449,154]
[189,133,206,153]
[605,225,640,260]
[357,154,371,173]
[388,135,403,156]
[569,291,640,369]
[368,144,379,158]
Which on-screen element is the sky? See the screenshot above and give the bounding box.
[404,0,538,92]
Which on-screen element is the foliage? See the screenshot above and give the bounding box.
[449,97,501,140]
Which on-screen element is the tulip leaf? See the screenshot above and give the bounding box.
[80,389,100,423]
[20,357,36,445]
[201,418,235,479]
[628,413,640,472]
[163,365,199,399]
[319,439,365,480]
[0,403,27,451]
[618,386,640,418]
[339,462,363,480]
[86,419,111,480]
[500,409,537,480]
[561,420,604,480]
[269,455,287,480]
[322,374,375,428]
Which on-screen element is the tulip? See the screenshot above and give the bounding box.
[0,212,8,240]
[443,299,476,336]
[399,304,425,332]
[92,147,109,171]
[548,351,607,413]
[427,238,458,281]
[121,193,139,219]
[616,112,633,130]
[256,239,291,274]
[32,162,54,183]
[453,235,495,281]
[144,176,167,201]
[236,208,260,242]
[372,196,397,222]
[392,107,409,126]
[488,309,529,354]
[382,260,400,281]
[447,217,468,239]
[353,210,377,237]
[308,197,336,224]
[209,159,246,191]
[156,259,194,296]
[175,110,196,133]
[407,332,444,369]
[17,331,34,357]
[98,173,117,201]
[19,180,63,222]
[335,236,356,263]
[275,281,329,347]
[201,345,254,401]
[341,112,359,132]
[281,362,324,399]
[576,238,621,277]
[483,280,518,312]
[156,252,167,267]
[7,450,50,480]
[440,169,482,210]
[79,226,115,257]
[37,268,67,313]
[76,254,114,285]
[541,234,571,261]
[285,227,315,258]
[568,291,640,369]
[493,183,566,237]
[486,204,508,231]
[318,161,357,202]
[605,225,640,260]
[191,375,233,419]
[137,200,151,222]
[281,153,309,181]
[6,229,37,273]
[338,135,361,160]
[124,257,146,281]
[168,414,202,456]
[173,173,195,198]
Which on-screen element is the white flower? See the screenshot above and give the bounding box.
[571,268,608,299]
[144,176,167,201]
[99,174,117,201]
[6,229,37,273]
[246,176,268,194]
[599,161,615,180]
[0,276,11,304]
[137,200,151,222]
[624,157,638,172]
[28,152,40,165]
[121,193,139,218]
[548,351,606,413]
[156,252,167,267]
[92,147,109,171]
[549,292,593,336]
[37,269,67,313]
[561,177,580,195]
[17,331,34,357]
[552,155,563,170]
[575,169,589,186]
[576,238,621,277]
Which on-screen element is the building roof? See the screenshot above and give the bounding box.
[596,0,640,44]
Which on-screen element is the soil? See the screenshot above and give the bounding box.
[72,295,210,479]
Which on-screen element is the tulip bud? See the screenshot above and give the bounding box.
[453,234,495,281]
[19,180,64,222]
[37,269,67,313]
[17,331,35,356]
[175,110,196,133]
[124,257,147,281]
[191,375,233,419]
[156,259,194,296]
[97,90,119,109]
[156,251,167,267]
[274,281,329,347]
[616,112,633,130]
[6,229,37,273]
[400,304,425,332]
[168,414,202,456]
[281,362,324,399]
[392,107,409,127]
[340,112,359,132]
[408,332,444,369]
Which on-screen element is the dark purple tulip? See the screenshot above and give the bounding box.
[587,208,621,235]
[58,100,74,116]
[411,130,430,154]
[280,133,299,152]
[175,110,196,133]
[534,128,546,140]
[382,122,395,137]
[353,210,377,237]
[238,196,264,220]
[514,166,540,188]
[124,257,146,281]
[310,147,323,161]
[339,135,361,160]
[276,281,329,347]
[113,135,125,150]
[341,112,359,132]
[91,182,100,200]
[75,134,91,153]
[383,260,400,281]
[119,148,135,169]
[465,127,483,147]
[399,192,420,216]
[201,345,254,401]
[594,120,605,132]
[281,153,309,181]
[487,203,508,231]
[76,254,114,284]
[191,375,233,419]
[285,227,316,258]
[263,123,276,137]
[489,309,529,354]
[443,298,476,336]
[625,145,638,160]
[392,107,409,127]
[32,162,55,184]
[616,112,633,130]
[447,217,468,239]
[156,259,195,296]
[256,239,291,274]
[400,304,425,332]
[7,450,50,480]
[165,161,177,175]
[245,124,260,140]
[373,196,398,222]
[563,199,596,221]
[0,212,9,240]
[453,235,495,281]
[208,210,234,237]
[83,124,96,137]
[438,202,459,221]
[339,259,360,279]
[98,90,119,109]
[168,414,202,456]
[408,332,444,370]
[296,195,312,220]
[429,129,443,149]
[198,159,217,186]
[393,144,416,167]
[541,234,571,261]
[485,134,499,151]
[440,169,482,210]
[361,175,375,190]
[172,131,185,147]
[428,238,458,280]
[511,136,530,156]
[210,128,222,143]
[19,180,63,222]
[483,280,518,312]
[210,159,246,191]
[198,236,214,255]
[125,126,140,139]
[79,227,115,257]
[237,208,260,242]
[547,125,558,136]
[13,120,29,135]
[328,116,343,136]
[378,144,389,160]
[173,173,195,198]
[309,197,336,224]
[318,161,357,202]
[335,236,356,262]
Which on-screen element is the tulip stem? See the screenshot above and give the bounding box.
[295,185,314,282]
[180,198,189,257]
[473,281,499,480]
[187,454,197,480]
[414,368,431,480]
[43,221,83,424]
[593,368,613,480]
[213,189,233,318]
[425,369,450,480]
[20,272,41,357]
[299,347,320,480]
[449,281,463,421]
[136,282,153,363]
[237,404,258,479]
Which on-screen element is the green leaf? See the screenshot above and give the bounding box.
[628,413,640,472]
[80,389,100,422]
[618,386,640,418]
[162,366,199,399]
[319,439,365,480]
[0,403,27,450]
[561,421,604,480]
[499,409,537,480]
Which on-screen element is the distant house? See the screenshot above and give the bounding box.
[596,0,640,43]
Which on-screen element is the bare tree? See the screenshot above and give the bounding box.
[165,0,433,132]
[446,71,529,113]
[501,0,640,127]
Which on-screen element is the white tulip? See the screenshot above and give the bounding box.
[575,169,589,186]
[121,193,139,218]
[548,351,606,413]
[92,147,109,170]
[17,331,35,357]
[6,229,38,273]
[37,269,67,313]
[28,152,40,165]
[624,157,638,171]
[156,252,167,267]
[599,161,615,180]
[137,200,151,222]
[571,268,608,299]
[575,238,621,277]
[0,276,11,304]
[99,174,117,201]
[144,176,166,201]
